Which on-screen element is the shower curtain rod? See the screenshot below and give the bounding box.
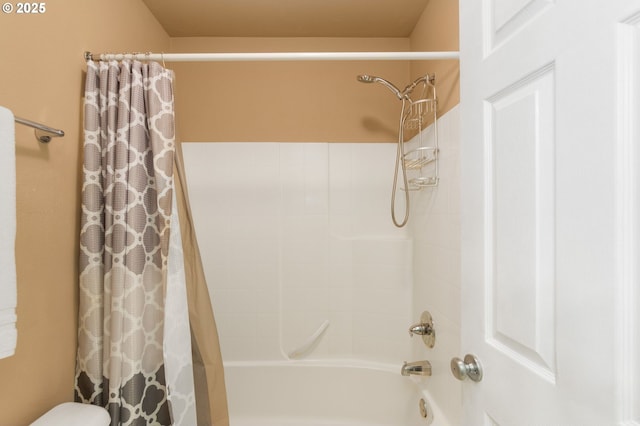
[84,51,460,62]
[14,116,65,143]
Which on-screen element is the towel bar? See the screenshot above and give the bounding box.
[14,116,64,143]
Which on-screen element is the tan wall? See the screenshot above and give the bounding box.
[410,0,460,116]
[0,1,169,424]
[171,0,460,145]
[170,37,410,142]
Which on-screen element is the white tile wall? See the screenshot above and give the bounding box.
[180,106,461,397]
[183,141,415,364]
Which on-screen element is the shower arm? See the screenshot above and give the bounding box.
[358,74,435,102]
[400,74,435,100]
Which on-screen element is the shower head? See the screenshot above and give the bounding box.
[357,74,376,83]
[356,74,404,100]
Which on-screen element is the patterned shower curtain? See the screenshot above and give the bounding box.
[75,60,229,426]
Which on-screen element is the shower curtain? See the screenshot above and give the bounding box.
[75,59,228,426]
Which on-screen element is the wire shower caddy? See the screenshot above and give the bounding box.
[400,75,439,191]
[357,72,439,227]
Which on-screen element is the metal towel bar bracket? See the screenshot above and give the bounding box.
[14,116,65,143]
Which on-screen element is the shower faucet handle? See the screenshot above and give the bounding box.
[408,311,435,348]
[408,311,434,336]
[409,323,433,336]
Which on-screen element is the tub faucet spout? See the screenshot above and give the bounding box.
[401,360,432,376]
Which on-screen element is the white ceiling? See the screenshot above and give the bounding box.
[142,0,431,38]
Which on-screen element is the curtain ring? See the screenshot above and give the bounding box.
[161,52,166,68]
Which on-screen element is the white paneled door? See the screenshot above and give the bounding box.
[460,0,640,424]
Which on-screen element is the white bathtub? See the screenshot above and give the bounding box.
[224,360,448,426]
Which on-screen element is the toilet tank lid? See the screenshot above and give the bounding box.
[30,402,110,426]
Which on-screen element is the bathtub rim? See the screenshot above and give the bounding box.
[223,358,451,426]
[223,358,402,374]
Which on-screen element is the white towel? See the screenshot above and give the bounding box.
[0,106,17,359]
